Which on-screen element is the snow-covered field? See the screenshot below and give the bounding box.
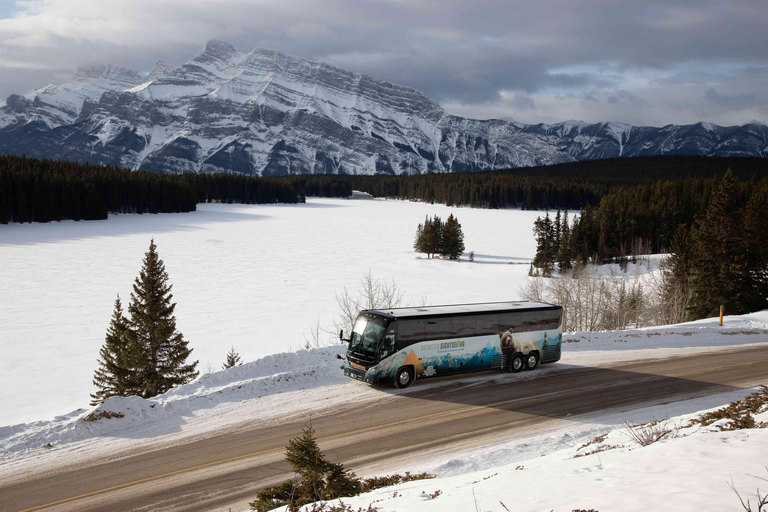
[0,198,541,426]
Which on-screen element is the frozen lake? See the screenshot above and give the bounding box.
[0,198,541,425]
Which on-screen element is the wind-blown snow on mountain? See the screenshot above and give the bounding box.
[1,40,766,175]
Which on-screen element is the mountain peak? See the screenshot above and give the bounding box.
[148,60,176,81]
[203,39,240,60]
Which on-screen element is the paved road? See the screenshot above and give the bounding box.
[4,345,768,512]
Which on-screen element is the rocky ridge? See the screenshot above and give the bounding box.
[1,40,766,175]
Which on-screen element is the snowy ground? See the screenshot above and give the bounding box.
[0,198,541,426]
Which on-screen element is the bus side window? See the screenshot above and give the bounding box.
[476,313,499,335]
[522,311,544,331]
[425,318,451,338]
[543,309,560,330]
[397,320,420,350]
[452,315,475,337]
[497,312,522,332]
[380,334,395,358]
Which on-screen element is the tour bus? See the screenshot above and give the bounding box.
[341,301,563,388]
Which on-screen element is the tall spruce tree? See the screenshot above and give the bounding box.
[413,221,424,252]
[441,213,465,260]
[416,215,440,258]
[532,212,555,276]
[91,295,140,405]
[126,239,198,398]
[433,215,444,253]
[687,169,761,319]
[557,209,572,272]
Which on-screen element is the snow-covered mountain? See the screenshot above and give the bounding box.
[1,40,767,175]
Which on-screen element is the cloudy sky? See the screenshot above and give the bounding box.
[0,0,766,126]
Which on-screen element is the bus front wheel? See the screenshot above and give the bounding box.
[508,353,524,373]
[524,352,539,371]
[394,367,413,388]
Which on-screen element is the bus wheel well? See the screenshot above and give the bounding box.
[394,366,414,388]
[524,351,540,371]
[508,353,524,373]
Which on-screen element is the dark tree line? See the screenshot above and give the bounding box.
[349,172,605,210]
[533,173,768,266]
[345,155,768,210]
[5,154,765,224]
[0,155,356,224]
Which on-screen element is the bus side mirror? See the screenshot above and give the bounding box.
[339,329,345,343]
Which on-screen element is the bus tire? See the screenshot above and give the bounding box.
[394,366,413,388]
[508,353,524,373]
[524,352,539,371]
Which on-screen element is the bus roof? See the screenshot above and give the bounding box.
[364,301,560,319]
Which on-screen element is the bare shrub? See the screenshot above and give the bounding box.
[304,316,324,349]
[645,257,691,326]
[577,433,608,451]
[520,260,677,332]
[624,418,677,446]
[729,468,768,512]
[334,270,407,337]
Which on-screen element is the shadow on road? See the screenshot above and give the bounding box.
[373,354,752,425]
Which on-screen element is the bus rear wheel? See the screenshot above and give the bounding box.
[524,352,539,371]
[394,367,413,388]
[508,353,524,373]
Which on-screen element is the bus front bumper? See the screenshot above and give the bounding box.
[343,362,380,384]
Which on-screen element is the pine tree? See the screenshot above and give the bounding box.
[433,215,444,254]
[90,295,140,405]
[441,213,465,260]
[532,212,555,276]
[557,209,572,272]
[223,346,242,369]
[250,422,361,511]
[688,170,754,319]
[738,188,768,311]
[126,239,198,398]
[285,422,329,500]
[413,222,423,252]
[416,215,440,258]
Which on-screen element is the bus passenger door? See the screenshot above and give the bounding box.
[379,334,395,360]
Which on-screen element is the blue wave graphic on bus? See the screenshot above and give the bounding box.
[363,329,561,383]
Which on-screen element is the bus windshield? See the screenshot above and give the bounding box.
[349,315,387,361]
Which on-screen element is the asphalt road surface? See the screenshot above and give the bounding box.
[4,344,768,512]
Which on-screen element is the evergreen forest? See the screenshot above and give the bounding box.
[0,154,352,224]
[3,153,766,224]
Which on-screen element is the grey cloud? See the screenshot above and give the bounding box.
[607,91,651,108]
[704,88,758,110]
[0,0,766,126]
